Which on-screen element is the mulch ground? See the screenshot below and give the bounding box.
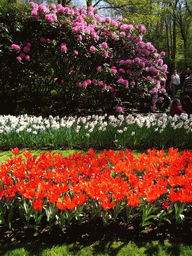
[1,215,192,245]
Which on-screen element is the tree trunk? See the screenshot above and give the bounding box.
[86,0,92,7]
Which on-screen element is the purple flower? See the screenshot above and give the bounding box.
[148,66,156,73]
[96,15,102,21]
[23,46,30,52]
[145,76,152,81]
[136,48,141,53]
[142,49,150,56]
[151,105,156,112]
[90,46,96,52]
[136,24,147,33]
[86,79,92,84]
[74,50,78,55]
[140,62,145,68]
[16,56,22,61]
[118,77,124,84]
[135,71,140,76]
[111,68,117,73]
[40,37,46,43]
[103,51,108,58]
[57,4,62,9]
[150,88,158,95]
[134,57,141,63]
[77,35,82,41]
[117,106,123,112]
[152,98,157,104]
[11,44,20,51]
[31,9,38,16]
[119,68,125,73]
[101,42,108,49]
[158,59,163,65]
[29,2,38,8]
[50,3,56,8]
[119,60,125,65]
[125,59,131,65]
[82,81,88,88]
[72,27,79,33]
[130,81,135,86]
[20,53,25,58]
[45,14,57,23]
[120,32,126,36]
[161,88,166,93]
[161,64,168,72]
[61,43,67,52]
[25,55,30,61]
[104,16,111,23]
[120,24,133,31]
[88,11,94,17]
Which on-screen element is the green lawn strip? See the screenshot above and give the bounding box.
[0,147,187,165]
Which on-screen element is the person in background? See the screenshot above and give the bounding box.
[181,70,192,100]
[180,68,191,86]
[160,72,167,88]
[180,95,192,117]
[170,70,180,98]
[170,99,183,117]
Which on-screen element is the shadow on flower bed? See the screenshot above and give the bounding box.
[13,90,140,118]
[1,215,192,255]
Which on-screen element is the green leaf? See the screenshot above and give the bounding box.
[144,214,157,221]
[142,221,154,227]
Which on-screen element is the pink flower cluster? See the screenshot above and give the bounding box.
[61,43,67,52]
[12,42,30,61]
[90,46,96,52]
[116,106,123,112]
[136,24,147,33]
[118,77,129,86]
[11,44,20,51]
[45,13,57,23]
[101,42,108,49]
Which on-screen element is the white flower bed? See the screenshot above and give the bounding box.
[0,113,191,149]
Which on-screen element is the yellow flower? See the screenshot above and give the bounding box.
[54,78,57,81]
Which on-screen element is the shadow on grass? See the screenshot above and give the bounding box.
[1,216,192,256]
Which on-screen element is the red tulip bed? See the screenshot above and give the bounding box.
[1,146,192,242]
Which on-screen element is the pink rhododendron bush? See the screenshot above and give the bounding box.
[0,2,168,114]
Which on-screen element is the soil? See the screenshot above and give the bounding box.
[1,215,192,245]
